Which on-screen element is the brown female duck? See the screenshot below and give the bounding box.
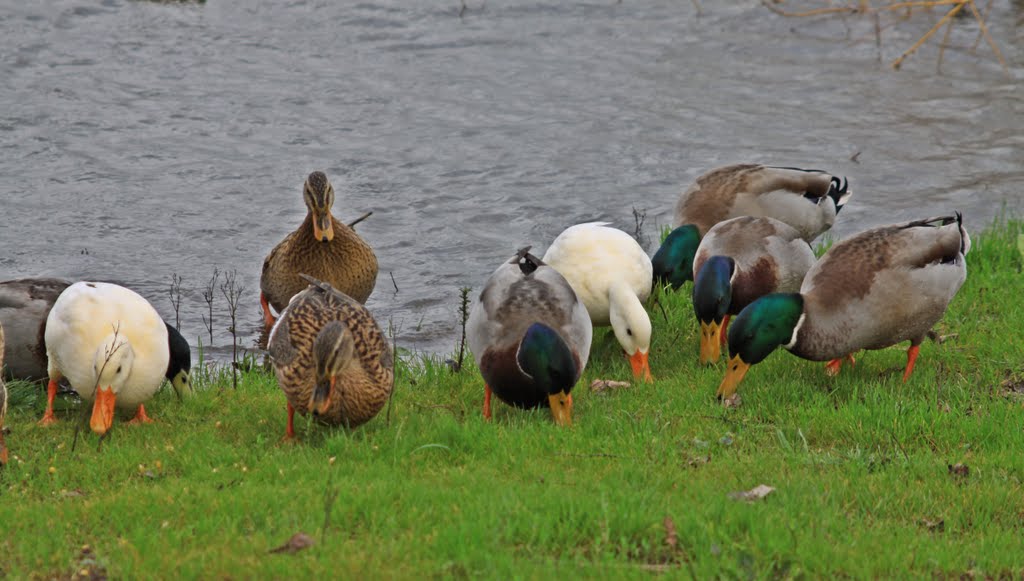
[260,171,378,326]
[268,275,393,439]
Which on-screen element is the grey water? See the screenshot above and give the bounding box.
[1,0,1021,360]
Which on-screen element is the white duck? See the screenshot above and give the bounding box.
[543,222,653,381]
[42,282,170,435]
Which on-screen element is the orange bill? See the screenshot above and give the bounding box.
[629,350,653,383]
[716,355,751,399]
[312,211,335,242]
[699,320,723,365]
[90,387,117,435]
[548,391,572,427]
[311,375,335,415]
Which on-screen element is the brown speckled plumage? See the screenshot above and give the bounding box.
[268,276,393,429]
[793,214,970,360]
[261,172,378,312]
[674,164,849,241]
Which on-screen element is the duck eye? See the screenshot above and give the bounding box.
[626,328,633,337]
[116,366,122,373]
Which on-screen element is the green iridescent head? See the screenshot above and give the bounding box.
[727,293,805,365]
[518,322,577,426]
[651,225,701,290]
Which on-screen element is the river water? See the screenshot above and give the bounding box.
[1,0,1021,360]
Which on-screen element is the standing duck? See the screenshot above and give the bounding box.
[718,213,970,398]
[260,171,378,327]
[653,164,851,289]
[1,322,8,465]
[0,278,192,396]
[543,222,653,381]
[42,282,172,434]
[268,275,393,439]
[467,247,592,425]
[692,216,816,364]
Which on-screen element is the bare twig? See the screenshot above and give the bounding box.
[347,211,373,229]
[220,270,245,390]
[454,287,472,373]
[965,0,1008,75]
[321,470,339,546]
[168,273,183,330]
[968,0,993,52]
[201,268,220,346]
[632,206,649,250]
[390,271,399,293]
[891,2,966,70]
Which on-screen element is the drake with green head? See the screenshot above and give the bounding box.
[467,247,592,425]
[691,216,816,364]
[653,164,850,289]
[718,213,970,398]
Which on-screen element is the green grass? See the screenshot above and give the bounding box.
[2,220,1023,579]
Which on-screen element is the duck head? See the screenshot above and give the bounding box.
[693,256,735,365]
[517,322,578,426]
[303,171,336,243]
[165,324,193,398]
[609,285,653,382]
[718,293,804,399]
[90,336,136,435]
[651,225,701,290]
[311,321,354,416]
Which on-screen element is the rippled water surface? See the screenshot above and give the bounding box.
[2,0,1022,358]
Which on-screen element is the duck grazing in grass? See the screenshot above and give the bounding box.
[718,213,970,398]
[0,278,193,396]
[653,164,850,289]
[268,275,393,439]
[260,171,378,327]
[42,282,174,434]
[692,216,817,365]
[1,322,8,465]
[467,247,592,425]
[542,222,653,382]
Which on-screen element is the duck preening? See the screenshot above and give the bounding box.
[653,164,850,290]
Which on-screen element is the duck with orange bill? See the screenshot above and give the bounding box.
[467,247,592,425]
[267,275,394,440]
[260,171,378,327]
[717,213,970,399]
[691,216,816,365]
[542,222,652,382]
[41,282,173,434]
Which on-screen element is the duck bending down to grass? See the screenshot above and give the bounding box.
[1,322,8,465]
[542,222,652,381]
[260,171,378,327]
[268,275,394,439]
[467,247,592,425]
[692,216,816,365]
[42,282,173,434]
[718,212,970,398]
[0,278,193,397]
[653,164,851,290]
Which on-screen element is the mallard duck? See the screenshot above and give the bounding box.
[542,222,653,381]
[719,213,970,398]
[653,164,851,289]
[42,282,172,434]
[692,216,816,365]
[268,275,393,439]
[0,322,8,465]
[260,171,378,327]
[467,247,592,425]
[0,278,192,396]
